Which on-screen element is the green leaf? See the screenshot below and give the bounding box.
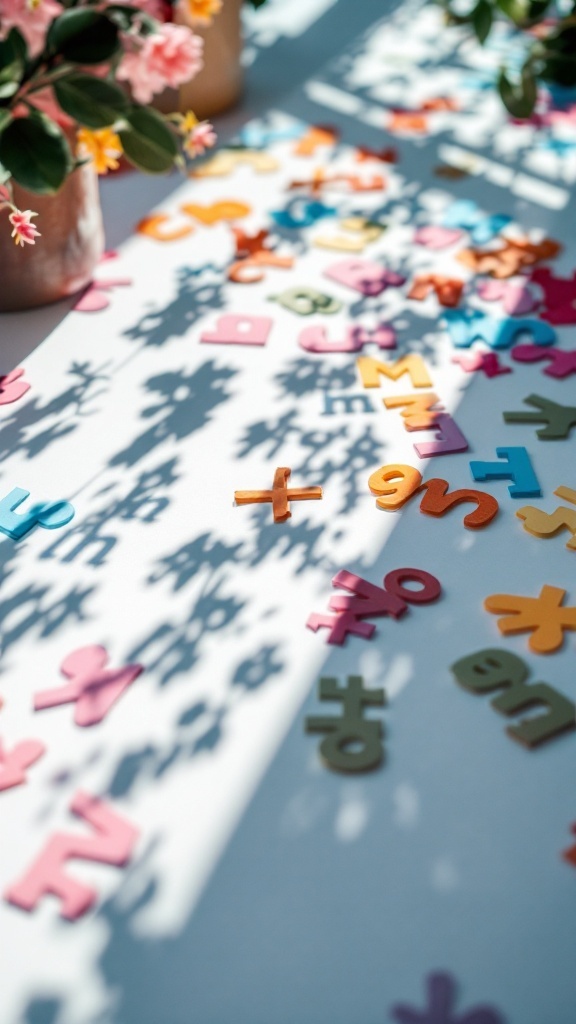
[497,65,537,118]
[495,0,529,23]
[471,0,493,44]
[118,107,178,174]
[47,9,119,64]
[0,109,12,133]
[54,73,128,128]
[0,114,72,193]
[0,29,26,96]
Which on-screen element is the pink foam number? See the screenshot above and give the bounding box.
[452,352,511,377]
[0,738,45,791]
[414,226,464,250]
[200,314,273,346]
[477,279,538,316]
[324,259,405,296]
[298,323,396,353]
[73,278,133,313]
[5,790,139,920]
[412,413,469,458]
[0,368,30,405]
[511,344,576,379]
[34,645,144,727]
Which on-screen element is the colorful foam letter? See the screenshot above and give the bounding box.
[270,287,341,315]
[503,394,576,440]
[313,217,386,252]
[293,125,339,155]
[5,790,139,920]
[470,446,541,498]
[271,199,337,229]
[228,251,294,284]
[0,368,30,405]
[477,279,538,316]
[484,585,576,654]
[516,485,576,551]
[73,277,132,313]
[0,488,75,540]
[299,323,396,353]
[412,414,469,459]
[324,258,405,296]
[307,567,441,644]
[193,149,279,177]
[180,200,250,225]
[200,315,273,346]
[357,355,433,389]
[235,467,323,523]
[451,351,511,377]
[442,199,511,244]
[0,738,45,792]
[418,478,499,528]
[368,464,422,510]
[414,226,464,249]
[443,310,555,349]
[136,214,194,242]
[383,392,444,429]
[451,647,575,746]
[531,268,576,325]
[305,676,385,773]
[458,237,561,278]
[34,646,144,727]
[408,274,464,307]
[511,345,576,379]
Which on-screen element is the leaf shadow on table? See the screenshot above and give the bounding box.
[122,264,227,350]
[0,360,111,467]
[40,459,180,569]
[109,360,236,469]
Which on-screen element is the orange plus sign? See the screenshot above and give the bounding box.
[234,467,323,522]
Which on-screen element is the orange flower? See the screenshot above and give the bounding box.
[77,127,123,175]
[185,0,222,25]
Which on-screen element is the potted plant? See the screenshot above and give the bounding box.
[440,0,576,117]
[0,0,218,310]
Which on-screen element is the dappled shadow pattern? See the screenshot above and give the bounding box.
[110,361,237,469]
[40,459,180,568]
[122,264,227,349]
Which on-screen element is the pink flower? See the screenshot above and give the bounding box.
[8,208,40,246]
[0,0,63,57]
[184,120,216,157]
[117,23,203,104]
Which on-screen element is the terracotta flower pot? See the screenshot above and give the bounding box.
[0,163,104,312]
[155,0,243,120]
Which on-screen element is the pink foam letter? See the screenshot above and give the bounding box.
[298,323,396,353]
[200,314,273,346]
[5,790,139,919]
[34,646,144,727]
[0,738,45,791]
[324,259,405,296]
[0,368,30,405]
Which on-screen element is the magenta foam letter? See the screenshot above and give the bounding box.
[34,646,144,727]
[412,413,469,458]
[5,790,139,919]
[324,258,405,296]
[200,314,273,346]
[0,738,45,792]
